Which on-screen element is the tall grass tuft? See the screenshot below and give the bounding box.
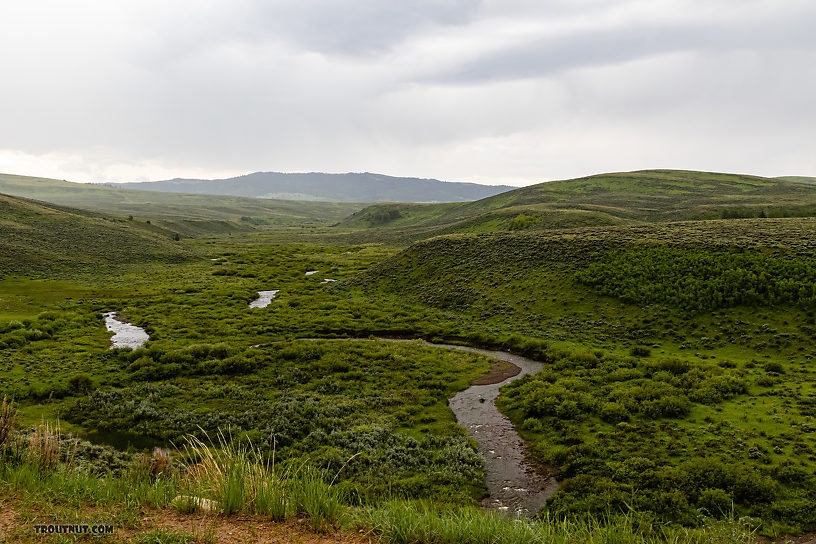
[178,431,345,531]
[253,450,294,522]
[180,431,251,515]
[132,447,174,482]
[361,501,758,544]
[0,396,14,448]
[27,418,60,471]
[292,465,345,533]
[364,501,552,544]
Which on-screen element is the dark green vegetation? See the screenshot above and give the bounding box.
[0,420,757,544]
[576,247,816,311]
[2,168,816,541]
[70,340,489,502]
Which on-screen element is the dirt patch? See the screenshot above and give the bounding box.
[470,360,521,385]
[0,498,371,544]
[760,535,816,544]
[0,502,19,539]
[126,510,372,544]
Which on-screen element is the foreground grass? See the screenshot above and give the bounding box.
[360,502,759,544]
[0,428,764,544]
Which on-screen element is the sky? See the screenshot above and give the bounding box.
[1,0,814,187]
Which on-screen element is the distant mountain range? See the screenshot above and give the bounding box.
[111,172,514,203]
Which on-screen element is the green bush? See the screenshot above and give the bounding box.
[698,488,733,516]
[630,345,651,357]
[599,402,630,423]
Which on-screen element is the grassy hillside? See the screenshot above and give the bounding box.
[347,218,816,532]
[338,170,816,240]
[0,193,196,278]
[777,176,816,185]
[0,173,363,235]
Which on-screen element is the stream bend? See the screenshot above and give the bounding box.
[303,337,559,514]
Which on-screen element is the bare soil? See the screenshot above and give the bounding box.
[470,360,521,385]
[0,500,372,544]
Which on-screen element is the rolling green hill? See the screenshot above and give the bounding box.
[345,217,816,529]
[0,173,364,235]
[777,175,816,185]
[339,170,816,240]
[352,217,816,322]
[0,193,196,277]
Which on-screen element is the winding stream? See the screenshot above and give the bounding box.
[306,338,559,514]
[249,290,280,308]
[103,312,149,349]
[440,343,559,514]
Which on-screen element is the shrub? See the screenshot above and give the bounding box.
[68,374,93,395]
[642,395,691,419]
[698,488,733,516]
[756,375,776,387]
[764,361,785,374]
[630,345,652,357]
[652,358,691,375]
[599,402,630,423]
[509,214,540,231]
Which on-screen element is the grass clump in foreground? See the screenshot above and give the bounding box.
[0,418,762,543]
[178,431,345,532]
[358,501,758,544]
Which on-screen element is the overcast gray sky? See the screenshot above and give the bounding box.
[1,0,814,186]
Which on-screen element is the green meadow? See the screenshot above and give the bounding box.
[1,169,815,542]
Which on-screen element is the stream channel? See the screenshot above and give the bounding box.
[103,312,149,349]
[312,338,560,514]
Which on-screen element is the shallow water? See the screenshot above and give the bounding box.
[104,312,149,349]
[440,344,559,514]
[310,337,559,514]
[249,290,280,308]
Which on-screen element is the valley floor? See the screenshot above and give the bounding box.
[3,218,816,539]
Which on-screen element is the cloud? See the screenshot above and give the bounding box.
[426,1,816,84]
[241,0,482,56]
[0,0,814,184]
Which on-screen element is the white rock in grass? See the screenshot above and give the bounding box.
[172,495,220,513]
